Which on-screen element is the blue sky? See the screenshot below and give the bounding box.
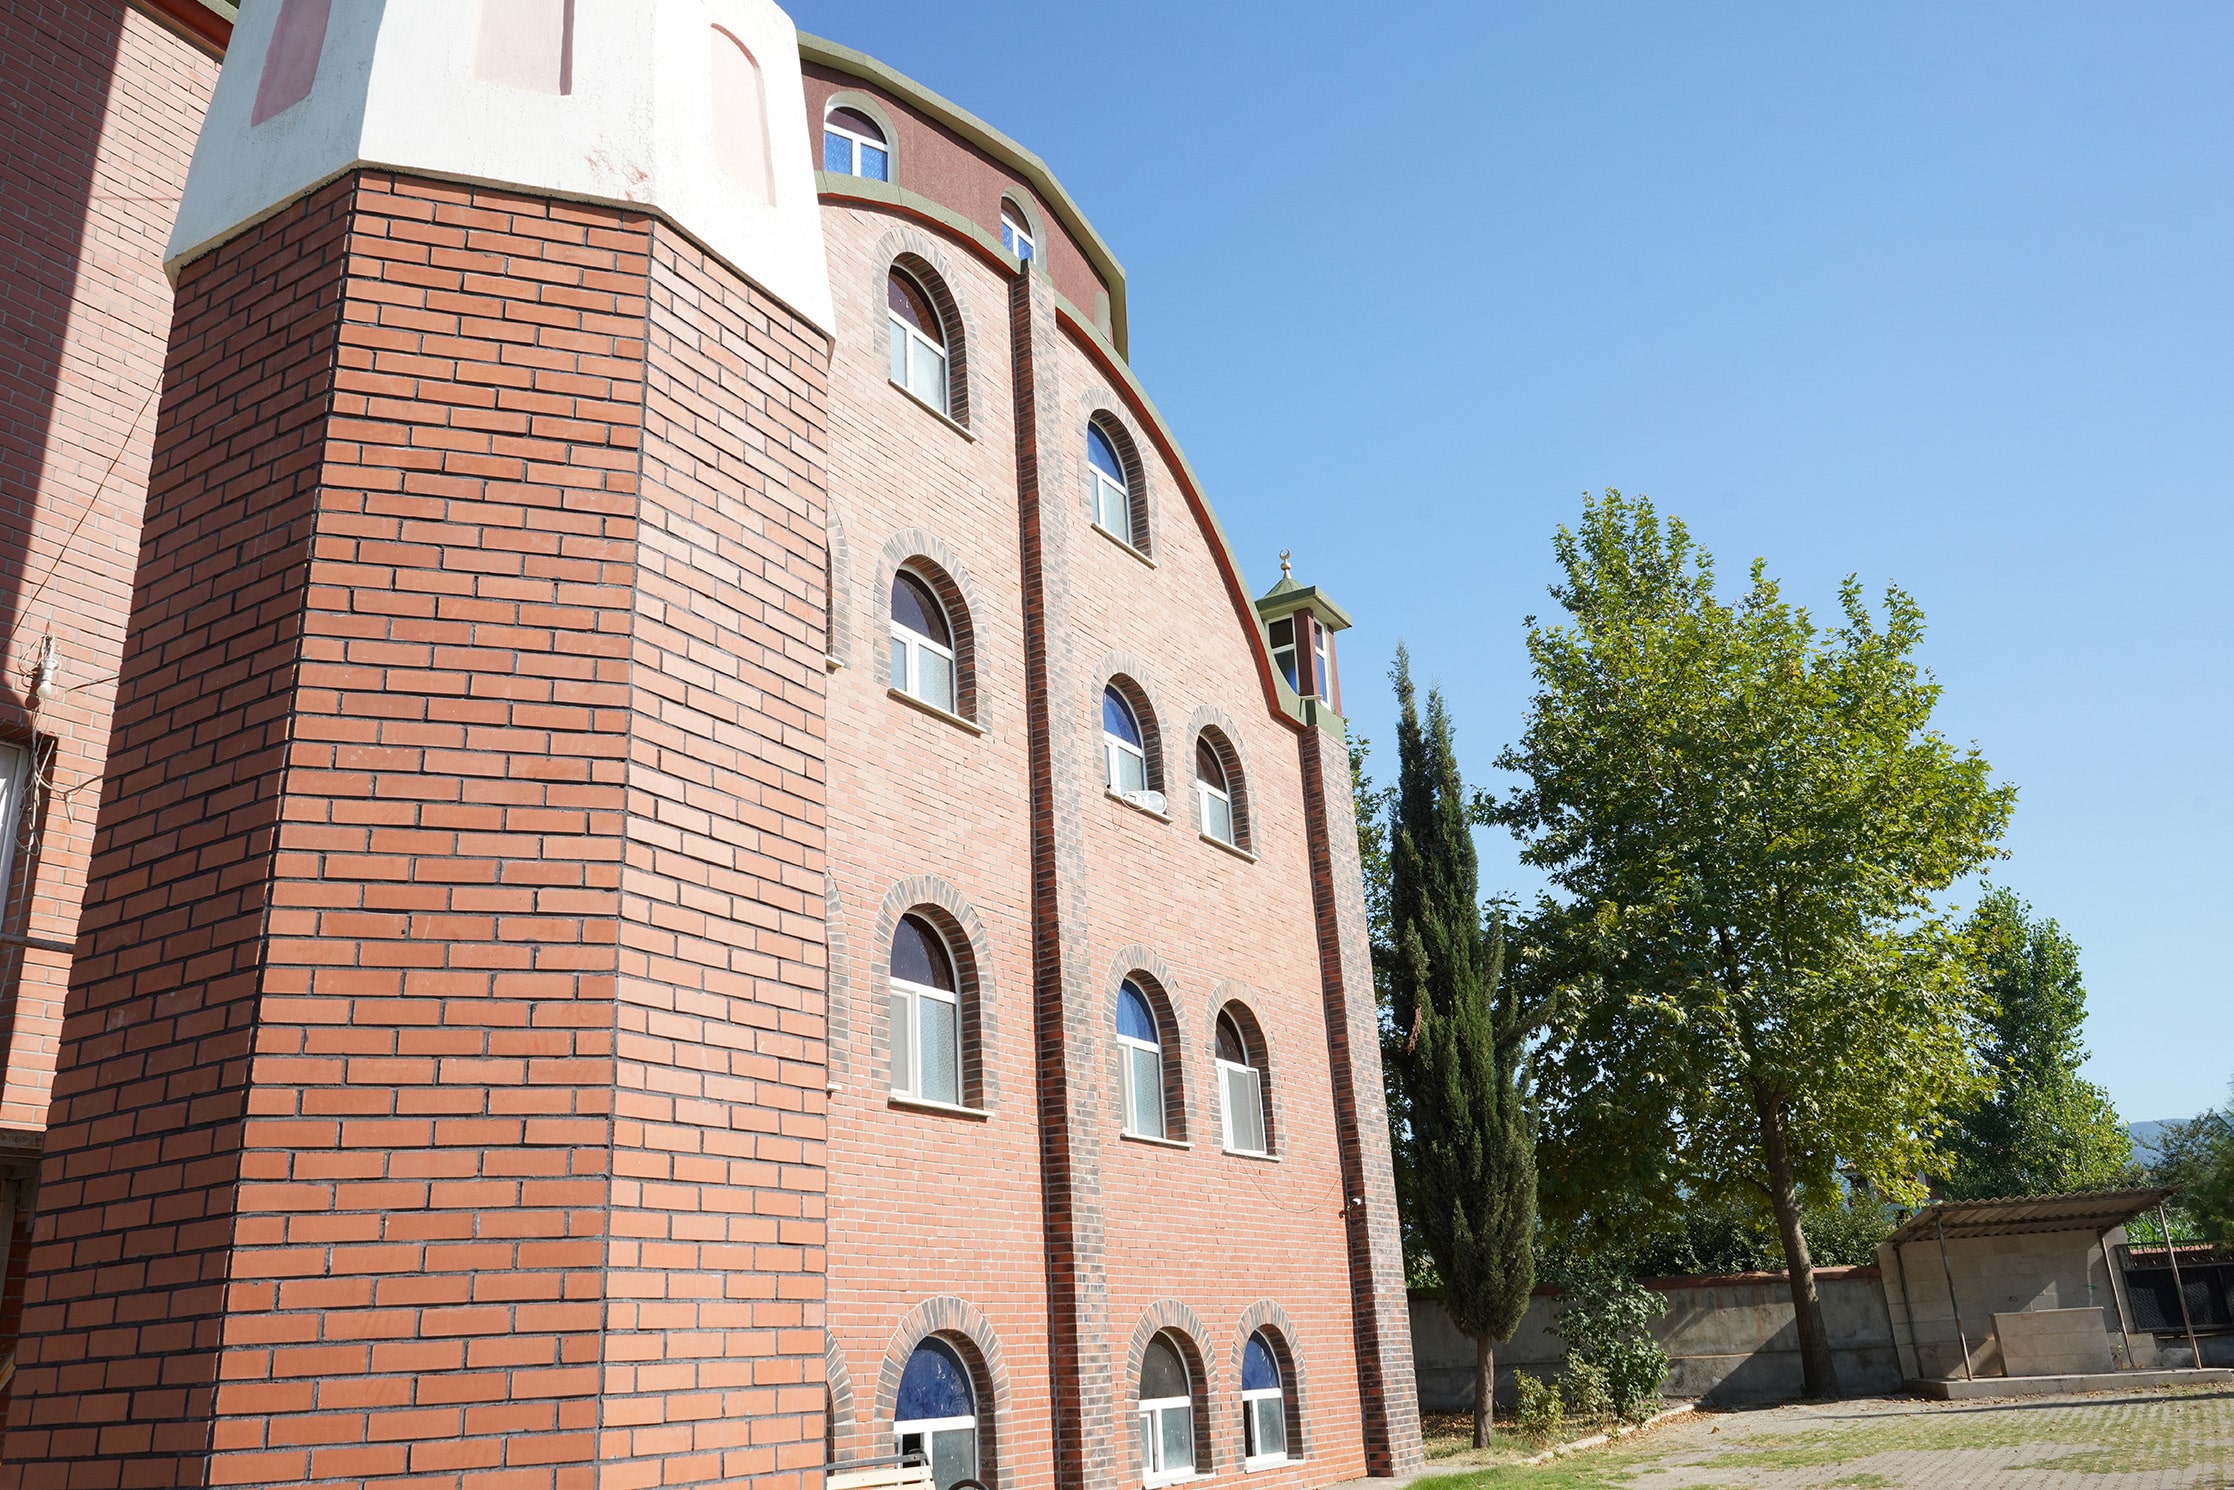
[787,1,2234,1123]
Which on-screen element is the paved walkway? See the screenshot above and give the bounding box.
[1422,1385,2234,1489]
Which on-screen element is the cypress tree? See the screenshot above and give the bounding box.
[1388,648,1537,1447]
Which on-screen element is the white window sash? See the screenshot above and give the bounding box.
[1119,1034,1163,1137]
[891,977,961,1102]
[1197,780,1232,842]
[888,315,949,413]
[1106,735,1147,794]
[892,620,955,708]
[1218,1058,1267,1154]
[0,743,32,909]
[1139,1399,1194,1484]
[1092,467,1129,537]
[894,1414,976,1436]
[1241,1386,1288,1464]
[826,122,886,175]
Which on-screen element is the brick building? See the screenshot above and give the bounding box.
[0,3,1419,1487]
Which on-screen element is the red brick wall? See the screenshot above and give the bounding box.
[5,170,834,1490]
[0,1,216,1136]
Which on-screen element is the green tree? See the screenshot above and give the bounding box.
[1387,648,1537,1446]
[1942,887,2132,1197]
[1491,492,2013,1399]
[2151,1082,2234,1244]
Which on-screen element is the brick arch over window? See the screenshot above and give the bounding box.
[1183,704,1254,852]
[1076,387,1156,556]
[826,1335,858,1461]
[1233,1300,1312,1461]
[824,513,853,669]
[871,228,975,426]
[872,527,982,722]
[877,1296,1013,1489]
[1089,651,1165,798]
[871,875,999,1109]
[1106,945,1191,1142]
[1124,1300,1219,1478]
[1204,983,1284,1156]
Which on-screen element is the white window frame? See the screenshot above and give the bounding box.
[1241,1383,1288,1467]
[824,112,889,181]
[1312,621,1332,701]
[1196,750,1234,846]
[1001,208,1035,262]
[1268,617,1299,693]
[1138,1394,1194,1486]
[1104,699,1148,798]
[1218,1056,1267,1155]
[0,743,32,908]
[890,578,957,715]
[1119,1024,1164,1140]
[894,1412,977,1484]
[1090,435,1131,542]
[889,298,951,417]
[889,967,963,1108]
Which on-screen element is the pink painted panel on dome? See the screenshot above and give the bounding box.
[251,0,332,126]
[474,0,574,95]
[709,26,774,204]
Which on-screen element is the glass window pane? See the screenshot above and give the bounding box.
[1139,1411,1155,1473]
[888,991,912,1094]
[891,571,948,644]
[921,994,960,1106]
[891,636,910,692]
[1276,647,1299,691]
[1243,1334,1280,1392]
[896,1338,974,1419]
[1141,1336,1188,1401]
[1226,1063,1266,1152]
[1101,483,1130,540]
[828,107,885,144]
[862,143,888,181]
[1255,1396,1287,1458]
[1195,739,1225,790]
[913,340,948,414]
[1118,983,1157,1043]
[1216,1012,1246,1067]
[1087,423,1125,481]
[889,317,908,385]
[1101,687,1142,747]
[1114,746,1147,796]
[1204,791,1232,845]
[823,132,851,174]
[930,1426,976,1489]
[888,273,939,338]
[1130,1046,1163,1139]
[892,914,956,991]
[1161,1404,1193,1471]
[919,647,955,714]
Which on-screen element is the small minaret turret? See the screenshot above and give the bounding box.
[1256,549,1352,719]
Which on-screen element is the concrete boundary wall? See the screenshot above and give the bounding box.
[1410,1267,1901,1411]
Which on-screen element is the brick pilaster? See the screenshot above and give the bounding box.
[1298,725,1423,1475]
[3,171,830,1490]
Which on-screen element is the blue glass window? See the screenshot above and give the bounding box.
[1118,981,1157,1043]
[891,914,955,992]
[1087,424,1125,482]
[897,1338,975,1422]
[861,143,889,181]
[1243,1333,1280,1393]
[823,131,851,173]
[1102,687,1142,748]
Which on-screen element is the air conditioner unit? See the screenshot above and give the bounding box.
[1128,790,1167,816]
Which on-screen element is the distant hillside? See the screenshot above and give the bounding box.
[2129,1119,2183,1166]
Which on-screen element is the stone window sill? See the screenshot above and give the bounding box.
[1091,521,1155,567]
[1120,1130,1190,1151]
[1201,832,1256,863]
[1223,1146,1280,1163]
[890,687,986,735]
[890,1094,991,1121]
[890,378,976,442]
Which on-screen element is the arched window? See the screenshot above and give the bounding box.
[1103,686,1149,800]
[888,270,950,417]
[1195,738,1234,847]
[1117,981,1166,1141]
[1240,1331,1291,1466]
[890,569,956,714]
[824,104,889,180]
[889,914,960,1106]
[1001,204,1035,262]
[894,1337,977,1490]
[1137,1333,1194,1485]
[1087,423,1130,541]
[1216,1006,1268,1155]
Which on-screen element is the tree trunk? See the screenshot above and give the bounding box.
[1473,1332,1494,1447]
[1755,1084,1842,1399]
